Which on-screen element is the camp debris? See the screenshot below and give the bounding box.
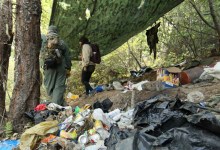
[12,93,220,150]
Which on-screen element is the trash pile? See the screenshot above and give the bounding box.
[13,94,220,150]
[2,59,220,150]
[17,98,133,149]
[87,61,220,95]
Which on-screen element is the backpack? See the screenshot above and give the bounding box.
[90,44,101,64]
[41,37,63,69]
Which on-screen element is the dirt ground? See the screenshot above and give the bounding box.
[68,81,220,111]
[68,56,220,110]
[7,57,219,119]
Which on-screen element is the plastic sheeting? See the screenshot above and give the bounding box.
[19,120,59,150]
[105,95,220,150]
[200,62,220,80]
[93,98,113,113]
[0,140,19,150]
[51,0,184,59]
[105,125,136,150]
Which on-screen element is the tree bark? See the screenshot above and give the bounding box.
[208,0,220,51]
[9,0,41,131]
[0,0,13,119]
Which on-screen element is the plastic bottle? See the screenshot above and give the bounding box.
[107,109,121,119]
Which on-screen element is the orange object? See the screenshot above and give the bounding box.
[41,134,56,143]
[180,67,204,85]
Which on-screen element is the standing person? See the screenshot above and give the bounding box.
[40,25,72,106]
[79,36,96,96]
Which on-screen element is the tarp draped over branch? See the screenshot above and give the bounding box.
[50,0,183,59]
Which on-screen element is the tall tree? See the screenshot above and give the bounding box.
[9,0,41,131]
[0,0,13,119]
[208,0,220,50]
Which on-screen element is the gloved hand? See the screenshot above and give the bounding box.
[66,69,71,78]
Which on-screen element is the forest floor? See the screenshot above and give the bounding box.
[69,81,220,110]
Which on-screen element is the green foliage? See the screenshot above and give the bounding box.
[5,58,14,110]
[160,0,219,59]
[41,0,53,34]
[65,61,84,95]
[5,121,13,138]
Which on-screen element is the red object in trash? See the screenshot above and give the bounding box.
[180,67,204,85]
[34,104,47,111]
[41,134,56,143]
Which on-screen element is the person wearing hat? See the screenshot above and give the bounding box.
[40,25,72,105]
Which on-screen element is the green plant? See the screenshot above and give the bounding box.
[5,121,13,138]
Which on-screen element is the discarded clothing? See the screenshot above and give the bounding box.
[34,104,47,112]
[19,120,59,150]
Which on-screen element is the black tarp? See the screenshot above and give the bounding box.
[105,95,220,150]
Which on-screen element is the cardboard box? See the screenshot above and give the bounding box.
[157,67,181,88]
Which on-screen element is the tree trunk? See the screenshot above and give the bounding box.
[0,0,13,119]
[9,0,41,131]
[208,0,220,51]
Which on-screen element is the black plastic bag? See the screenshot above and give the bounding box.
[93,98,113,113]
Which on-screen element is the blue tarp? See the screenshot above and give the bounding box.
[0,140,19,150]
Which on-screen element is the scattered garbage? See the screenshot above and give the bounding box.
[183,59,200,70]
[157,67,181,88]
[200,62,220,80]
[187,91,205,103]
[131,80,149,91]
[66,92,79,102]
[112,81,124,91]
[19,120,59,150]
[95,85,104,93]
[208,94,220,107]
[34,104,47,112]
[108,95,220,150]
[15,88,220,150]
[180,66,204,84]
[130,66,153,78]
[93,98,113,113]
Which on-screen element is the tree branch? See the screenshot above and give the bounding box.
[127,42,142,68]
[189,0,216,30]
[176,22,217,37]
[164,17,197,57]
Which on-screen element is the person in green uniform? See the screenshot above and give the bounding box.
[40,25,72,106]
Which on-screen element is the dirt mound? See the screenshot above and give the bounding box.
[68,56,220,110]
[68,81,220,111]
